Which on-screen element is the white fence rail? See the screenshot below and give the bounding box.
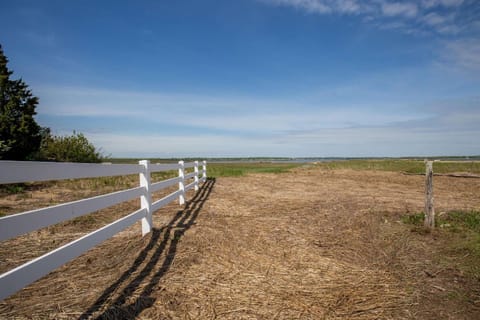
[0,159,207,301]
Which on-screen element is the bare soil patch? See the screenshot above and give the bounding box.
[1,166,480,319]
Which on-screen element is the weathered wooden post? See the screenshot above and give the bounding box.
[424,160,435,229]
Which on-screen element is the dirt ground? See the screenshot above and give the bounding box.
[1,166,480,319]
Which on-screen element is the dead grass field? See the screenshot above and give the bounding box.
[1,165,480,319]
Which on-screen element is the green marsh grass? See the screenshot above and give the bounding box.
[206,162,301,177]
[318,159,480,174]
[402,210,480,279]
[109,158,479,175]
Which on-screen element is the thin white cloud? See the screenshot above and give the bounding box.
[37,83,480,157]
[36,85,434,134]
[266,0,332,14]
[84,118,480,157]
[419,12,460,34]
[442,38,480,71]
[377,21,407,31]
[421,12,452,26]
[261,0,471,35]
[421,0,464,8]
[336,0,361,13]
[381,2,418,18]
[262,0,375,15]
[435,24,461,34]
[87,133,265,158]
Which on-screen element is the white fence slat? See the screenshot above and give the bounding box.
[150,163,179,172]
[151,190,182,212]
[0,208,147,301]
[0,186,144,241]
[183,162,196,168]
[150,177,181,193]
[0,159,207,301]
[185,181,196,192]
[184,172,196,180]
[0,161,142,184]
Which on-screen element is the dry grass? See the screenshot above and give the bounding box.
[1,165,480,319]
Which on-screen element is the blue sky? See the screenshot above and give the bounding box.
[1,0,479,157]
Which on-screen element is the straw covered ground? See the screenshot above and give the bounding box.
[1,165,480,319]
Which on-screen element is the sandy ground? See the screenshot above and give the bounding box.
[1,166,480,319]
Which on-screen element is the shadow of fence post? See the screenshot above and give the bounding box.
[80,178,216,320]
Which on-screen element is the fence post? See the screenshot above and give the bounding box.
[202,160,207,181]
[139,160,152,236]
[424,160,435,229]
[178,160,185,205]
[194,161,199,192]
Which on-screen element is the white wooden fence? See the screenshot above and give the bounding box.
[0,160,207,300]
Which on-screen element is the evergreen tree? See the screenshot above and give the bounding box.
[0,44,41,160]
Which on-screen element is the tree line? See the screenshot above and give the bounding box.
[0,44,103,163]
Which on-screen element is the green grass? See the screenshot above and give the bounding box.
[108,158,480,175]
[401,212,425,225]
[402,210,480,231]
[206,162,301,177]
[440,211,480,280]
[442,211,480,233]
[318,159,480,174]
[402,210,480,279]
[1,184,25,194]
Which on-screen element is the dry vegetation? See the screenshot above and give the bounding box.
[1,163,480,319]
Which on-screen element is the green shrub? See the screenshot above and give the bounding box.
[37,131,104,163]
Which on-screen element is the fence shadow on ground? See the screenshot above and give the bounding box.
[79,177,216,320]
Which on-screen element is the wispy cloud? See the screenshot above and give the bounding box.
[265,0,332,14]
[381,2,418,18]
[35,84,479,157]
[85,116,480,157]
[441,38,480,71]
[421,0,464,8]
[260,0,470,35]
[336,0,362,13]
[421,12,453,27]
[36,85,434,133]
[263,0,371,15]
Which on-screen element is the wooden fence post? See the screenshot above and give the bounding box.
[424,160,435,229]
[194,161,199,192]
[139,160,152,236]
[178,160,185,205]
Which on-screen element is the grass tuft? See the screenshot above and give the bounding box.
[401,212,424,225]
[442,210,480,233]
[318,159,480,174]
[401,210,480,231]
[0,184,25,194]
[402,210,480,279]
